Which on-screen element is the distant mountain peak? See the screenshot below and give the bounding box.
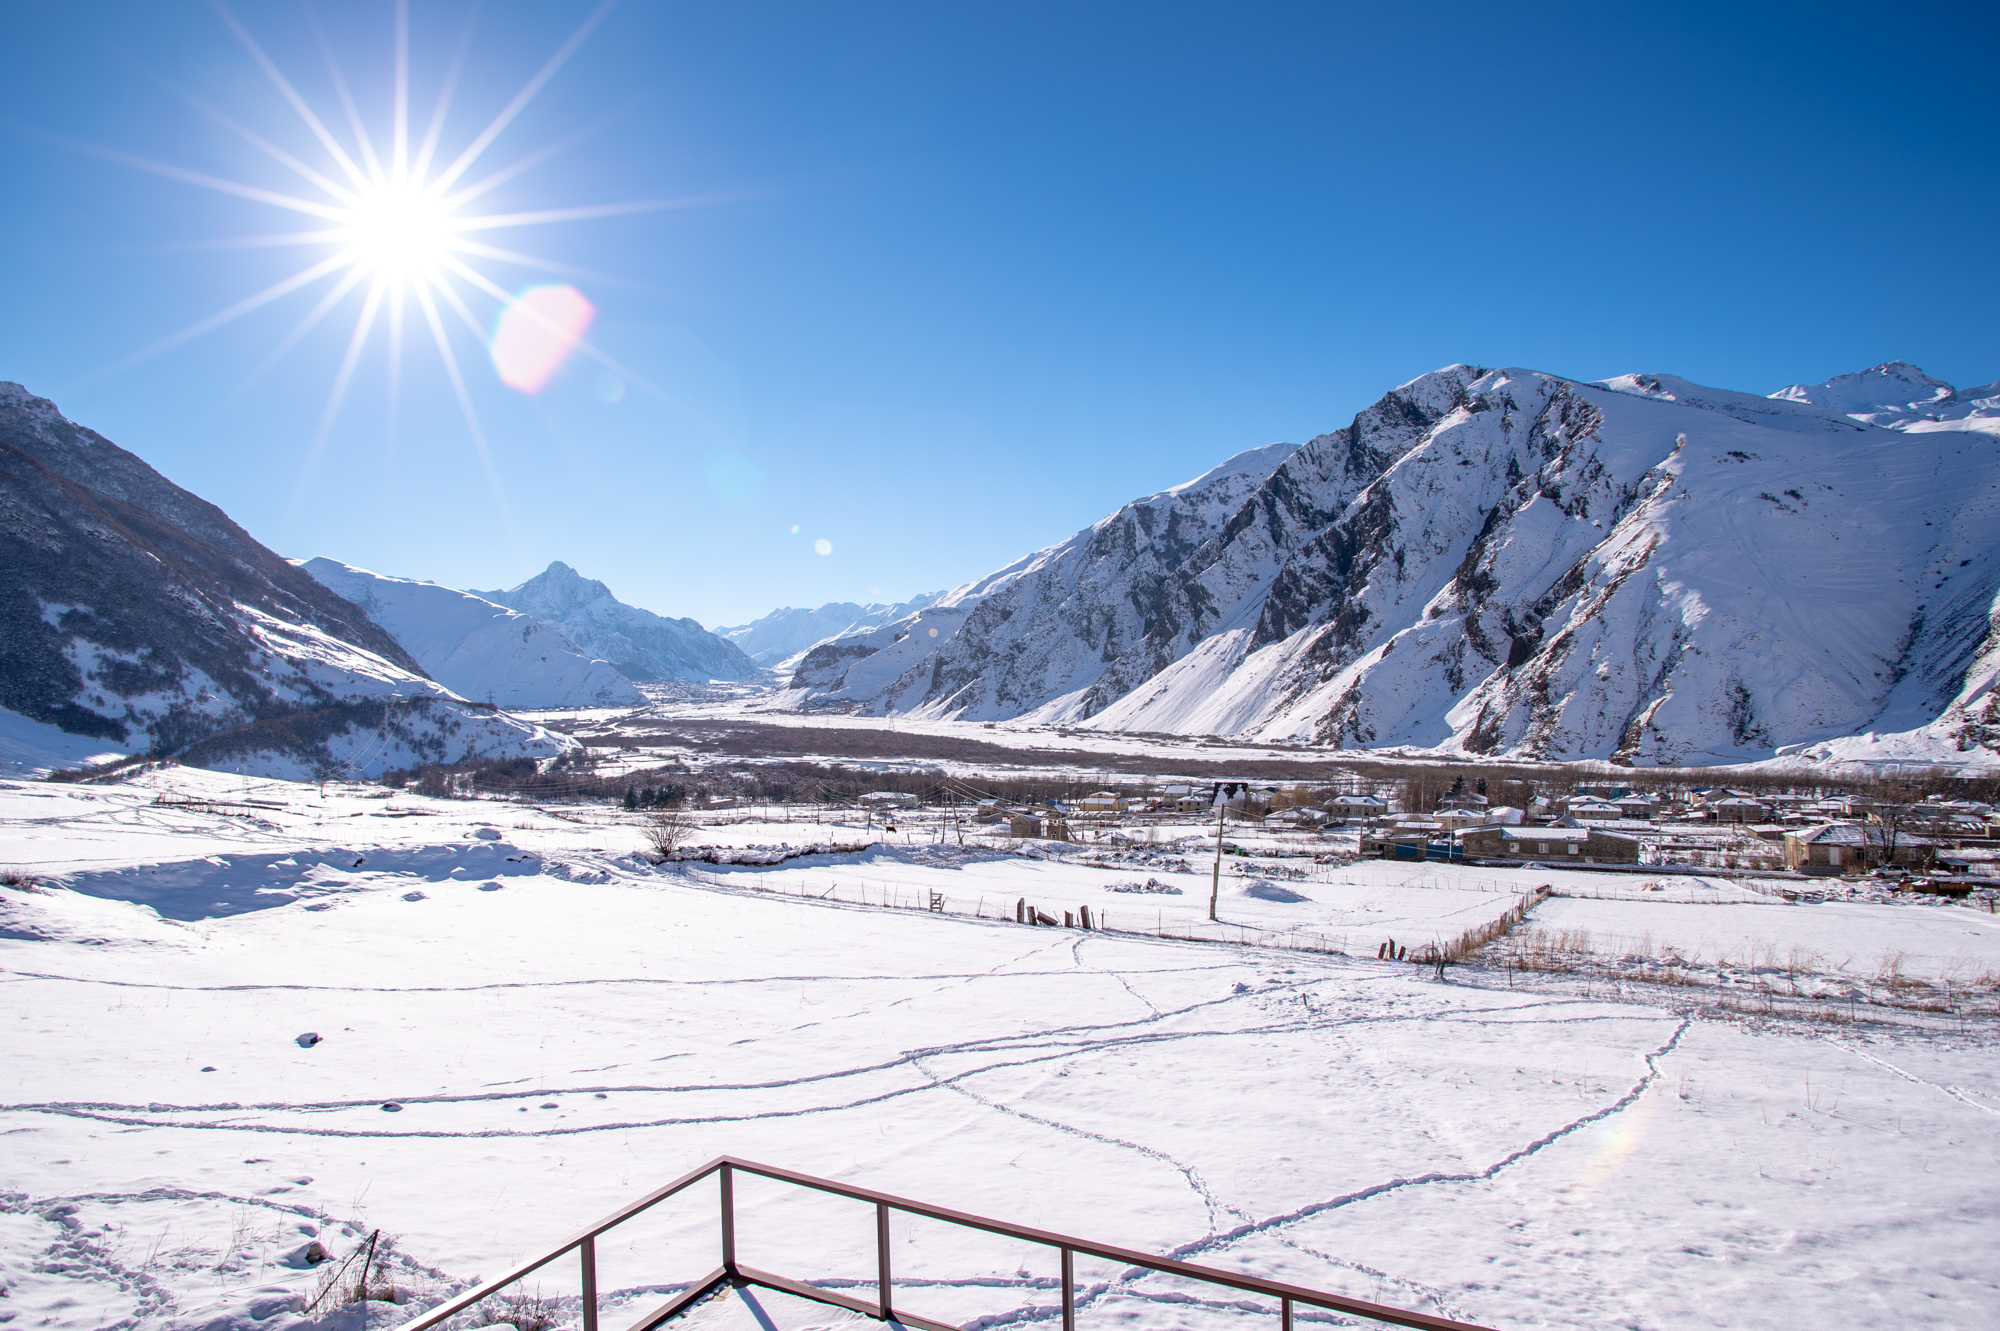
[482,563,760,683]
[1770,361,1998,434]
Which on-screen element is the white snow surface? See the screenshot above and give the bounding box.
[2,769,1997,1330]
[301,559,642,710]
[776,366,2000,770]
[0,706,130,778]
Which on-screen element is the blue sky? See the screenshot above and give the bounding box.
[3,0,1994,627]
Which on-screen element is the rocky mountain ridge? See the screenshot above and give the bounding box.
[0,383,571,777]
[776,364,2000,768]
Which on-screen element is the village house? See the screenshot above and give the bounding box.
[1324,794,1388,822]
[1077,791,1128,814]
[1782,824,1937,875]
[1564,800,1624,822]
[1432,807,1490,832]
[1456,825,1642,864]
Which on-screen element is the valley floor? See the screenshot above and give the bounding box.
[0,768,1995,1330]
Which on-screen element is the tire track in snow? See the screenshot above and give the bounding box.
[0,987,1653,1137]
[911,1049,1240,1236]
[0,961,1237,995]
[1845,1044,2000,1119]
[1162,1016,1692,1263]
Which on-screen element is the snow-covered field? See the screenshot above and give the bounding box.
[2,769,1997,1330]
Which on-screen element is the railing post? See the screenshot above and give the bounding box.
[875,1201,893,1319]
[1060,1246,1075,1331]
[1281,1295,1292,1331]
[580,1236,599,1331]
[720,1164,738,1277]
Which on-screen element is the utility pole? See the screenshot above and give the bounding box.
[1209,782,1235,922]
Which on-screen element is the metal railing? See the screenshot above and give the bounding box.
[403,1155,1495,1331]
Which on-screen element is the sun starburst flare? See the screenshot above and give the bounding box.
[80,0,690,512]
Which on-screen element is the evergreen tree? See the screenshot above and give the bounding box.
[623,785,637,811]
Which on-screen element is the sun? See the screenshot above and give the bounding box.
[86,0,684,503]
[342,179,454,280]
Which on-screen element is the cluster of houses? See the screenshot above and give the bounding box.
[859,780,1999,878]
[1360,784,2000,874]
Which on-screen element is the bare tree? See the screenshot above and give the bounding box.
[644,810,699,861]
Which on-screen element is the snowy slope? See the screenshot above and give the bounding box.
[302,559,642,709]
[781,367,2000,767]
[717,593,942,668]
[773,443,1298,719]
[480,562,761,683]
[1772,360,2000,437]
[0,382,574,778]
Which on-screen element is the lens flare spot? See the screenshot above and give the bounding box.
[594,372,626,403]
[789,524,800,535]
[814,538,833,557]
[491,284,596,394]
[928,627,938,637]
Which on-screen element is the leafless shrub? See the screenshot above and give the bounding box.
[303,1230,398,1318]
[643,810,699,861]
[471,1287,562,1331]
[0,867,43,891]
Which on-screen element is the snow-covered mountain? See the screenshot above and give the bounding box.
[717,593,942,668]
[778,366,2000,767]
[301,559,643,709]
[774,442,1298,717]
[0,382,573,778]
[1772,360,2000,436]
[477,562,760,683]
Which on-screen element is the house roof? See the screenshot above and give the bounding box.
[1790,823,1938,847]
[1460,826,1640,845]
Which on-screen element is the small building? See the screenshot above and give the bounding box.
[973,801,1005,824]
[861,791,919,809]
[1706,797,1770,823]
[1565,800,1623,822]
[1008,813,1044,839]
[1457,826,1642,864]
[1782,824,1937,875]
[1432,807,1489,831]
[1078,791,1128,814]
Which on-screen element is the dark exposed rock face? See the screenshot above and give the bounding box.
[0,382,423,750]
[0,383,570,778]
